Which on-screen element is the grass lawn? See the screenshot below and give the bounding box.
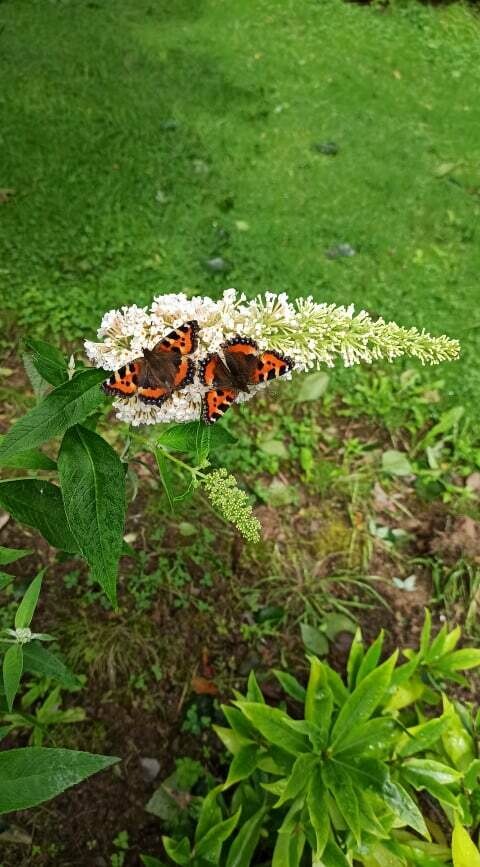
[1,0,480,405]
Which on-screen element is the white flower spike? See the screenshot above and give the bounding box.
[85,289,460,427]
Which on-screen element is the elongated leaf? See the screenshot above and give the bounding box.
[0,545,32,566]
[273,670,306,703]
[307,765,329,858]
[0,479,79,552]
[246,670,265,703]
[195,786,223,843]
[436,648,480,673]
[332,717,397,758]
[225,807,266,867]
[196,810,241,860]
[158,421,236,453]
[0,573,14,591]
[162,837,191,865]
[24,339,68,387]
[58,425,126,606]
[323,760,361,844]
[237,702,309,755]
[0,747,118,814]
[452,823,480,867]
[402,758,461,786]
[0,437,56,471]
[397,716,451,758]
[23,642,80,689]
[305,658,333,748]
[0,368,106,463]
[294,372,329,403]
[321,839,350,867]
[382,780,429,838]
[225,744,259,787]
[275,753,317,807]
[347,628,364,689]
[356,630,384,684]
[331,652,397,746]
[15,571,44,629]
[3,644,23,711]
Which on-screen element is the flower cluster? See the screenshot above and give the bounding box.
[202,469,261,543]
[85,289,460,426]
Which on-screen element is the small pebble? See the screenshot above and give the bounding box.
[204,257,230,273]
[140,757,161,783]
[325,243,356,259]
[312,141,339,156]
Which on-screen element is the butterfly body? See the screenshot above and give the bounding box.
[200,336,293,424]
[102,320,198,407]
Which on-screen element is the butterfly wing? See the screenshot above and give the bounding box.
[102,361,142,399]
[137,356,194,405]
[252,350,293,384]
[152,320,199,356]
[199,351,238,424]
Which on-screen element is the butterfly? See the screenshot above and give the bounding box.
[102,320,199,407]
[199,336,294,424]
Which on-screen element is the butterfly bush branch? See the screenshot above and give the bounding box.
[85,289,460,426]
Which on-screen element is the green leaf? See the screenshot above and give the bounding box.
[196,810,241,860]
[0,479,79,552]
[331,652,398,747]
[238,702,309,755]
[158,421,235,453]
[161,836,191,865]
[397,716,451,758]
[323,760,361,844]
[22,351,50,401]
[321,839,350,867]
[420,610,432,656]
[224,744,258,787]
[332,718,397,758]
[258,437,289,459]
[0,437,56,471]
[300,623,328,656]
[356,630,384,684]
[402,758,461,786]
[275,753,317,807]
[214,725,254,756]
[23,642,80,689]
[347,627,364,689]
[58,425,126,606]
[382,450,413,477]
[0,747,118,814]
[3,644,23,711]
[225,808,266,867]
[246,670,265,703]
[324,665,349,706]
[305,657,333,747]
[382,780,429,838]
[401,760,460,808]
[0,545,33,566]
[436,648,480,672]
[307,765,329,858]
[24,339,68,387]
[294,371,329,403]
[272,670,306,703]
[0,368,106,464]
[195,786,223,843]
[452,823,480,867]
[15,571,44,629]
[272,824,305,867]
